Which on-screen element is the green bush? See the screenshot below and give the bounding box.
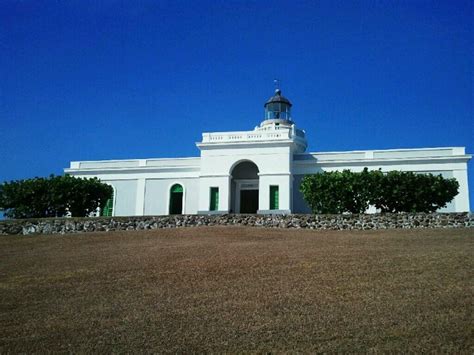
[0,175,113,219]
[370,170,459,213]
[300,169,458,214]
[299,168,374,214]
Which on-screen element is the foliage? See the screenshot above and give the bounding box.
[370,170,459,213]
[0,175,113,219]
[300,169,458,214]
[299,168,374,214]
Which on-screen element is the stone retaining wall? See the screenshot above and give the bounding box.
[0,213,472,235]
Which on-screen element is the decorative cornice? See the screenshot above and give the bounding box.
[293,155,471,167]
[65,166,200,175]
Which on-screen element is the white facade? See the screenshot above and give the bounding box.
[65,91,471,215]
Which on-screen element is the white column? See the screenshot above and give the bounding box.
[226,175,232,212]
[135,178,146,216]
[278,174,291,211]
[258,175,270,212]
[453,169,470,212]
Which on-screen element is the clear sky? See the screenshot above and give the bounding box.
[1,1,473,209]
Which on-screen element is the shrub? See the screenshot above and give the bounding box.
[300,169,458,214]
[300,168,375,214]
[371,171,459,213]
[0,175,113,219]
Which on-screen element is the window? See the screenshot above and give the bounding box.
[210,187,219,211]
[270,185,279,210]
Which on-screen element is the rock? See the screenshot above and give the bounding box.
[0,213,471,235]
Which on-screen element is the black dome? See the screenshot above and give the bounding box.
[264,89,292,107]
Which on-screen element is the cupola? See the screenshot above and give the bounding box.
[258,88,295,129]
[264,89,292,121]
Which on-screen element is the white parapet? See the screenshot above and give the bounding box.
[201,129,292,143]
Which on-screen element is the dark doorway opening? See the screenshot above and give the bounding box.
[170,192,183,214]
[230,160,260,214]
[169,184,183,214]
[240,190,259,213]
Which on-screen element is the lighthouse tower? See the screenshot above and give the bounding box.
[255,88,307,152]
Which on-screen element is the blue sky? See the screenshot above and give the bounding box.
[1,0,473,209]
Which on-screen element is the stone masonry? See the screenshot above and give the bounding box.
[0,213,472,236]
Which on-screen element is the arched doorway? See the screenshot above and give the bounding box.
[169,184,184,215]
[230,161,259,213]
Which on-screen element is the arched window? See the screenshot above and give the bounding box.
[169,184,184,215]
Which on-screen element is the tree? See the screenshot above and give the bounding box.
[0,175,113,219]
[300,169,459,214]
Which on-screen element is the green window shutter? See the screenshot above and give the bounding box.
[102,198,113,217]
[210,187,219,211]
[270,186,279,210]
[171,184,183,193]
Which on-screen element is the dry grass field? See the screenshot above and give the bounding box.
[0,227,472,353]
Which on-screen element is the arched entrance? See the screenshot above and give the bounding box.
[230,161,259,213]
[169,184,184,215]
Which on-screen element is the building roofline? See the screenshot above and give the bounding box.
[69,156,200,165]
[302,146,468,155]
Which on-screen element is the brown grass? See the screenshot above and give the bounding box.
[0,227,473,353]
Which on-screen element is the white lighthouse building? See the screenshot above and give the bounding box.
[65,89,471,216]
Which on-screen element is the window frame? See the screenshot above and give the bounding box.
[269,185,279,210]
[210,187,219,211]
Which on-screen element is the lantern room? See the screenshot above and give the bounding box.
[264,89,292,120]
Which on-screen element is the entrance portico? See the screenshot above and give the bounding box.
[196,89,307,215]
[230,161,259,213]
